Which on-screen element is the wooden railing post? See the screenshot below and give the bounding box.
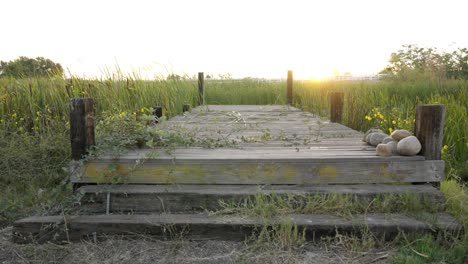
[183,104,191,112]
[330,92,344,123]
[70,98,95,160]
[287,70,293,105]
[152,106,163,122]
[198,72,204,105]
[414,104,445,160]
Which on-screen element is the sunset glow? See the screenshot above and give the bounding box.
[2,0,468,79]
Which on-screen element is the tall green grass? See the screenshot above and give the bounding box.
[1,73,466,262]
[0,76,466,180]
[205,79,286,105]
[0,76,198,134]
[293,79,467,180]
[0,74,198,221]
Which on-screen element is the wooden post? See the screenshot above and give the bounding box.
[70,98,95,160]
[414,104,445,160]
[152,106,163,122]
[330,92,344,123]
[287,70,293,105]
[183,104,190,112]
[198,72,204,105]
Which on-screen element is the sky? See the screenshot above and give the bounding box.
[2,0,468,79]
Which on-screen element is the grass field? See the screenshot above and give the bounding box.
[0,75,467,263]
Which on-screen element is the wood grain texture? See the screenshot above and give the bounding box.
[77,184,445,214]
[73,160,443,184]
[13,213,461,243]
[415,104,446,160]
[70,98,95,160]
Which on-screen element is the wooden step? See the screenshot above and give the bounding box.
[77,184,445,214]
[13,213,462,244]
[71,153,444,185]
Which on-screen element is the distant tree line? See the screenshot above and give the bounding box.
[380,44,468,80]
[0,56,63,78]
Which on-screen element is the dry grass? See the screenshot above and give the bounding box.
[0,226,395,264]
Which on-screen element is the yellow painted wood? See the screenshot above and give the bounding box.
[72,160,444,184]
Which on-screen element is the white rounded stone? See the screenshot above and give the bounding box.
[391,129,412,141]
[386,141,398,154]
[376,143,393,157]
[397,136,422,156]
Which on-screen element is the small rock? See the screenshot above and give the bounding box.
[363,129,383,142]
[376,143,393,156]
[382,136,395,144]
[387,141,398,154]
[397,136,421,156]
[391,129,412,141]
[369,132,388,146]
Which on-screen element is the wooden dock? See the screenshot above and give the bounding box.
[13,104,460,243]
[71,105,443,185]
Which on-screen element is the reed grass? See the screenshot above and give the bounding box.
[0,73,466,263]
[0,75,466,179]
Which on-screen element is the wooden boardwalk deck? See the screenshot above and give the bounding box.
[15,105,458,244]
[71,105,444,185]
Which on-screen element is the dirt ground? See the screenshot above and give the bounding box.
[0,226,395,264]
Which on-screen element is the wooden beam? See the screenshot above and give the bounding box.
[73,159,444,185]
[330,92,344,123]
[287,70,293,105]
[414,104,445,160]
[77,184,445,214]
[70,98,95,160]
[13,213,461,243]
[198,72,204,105]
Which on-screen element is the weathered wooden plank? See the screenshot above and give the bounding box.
[94,147,425,161]
[13,213,461,243]
[72,160,444,184]
[191,105,302,112]
[77,184,445,214]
